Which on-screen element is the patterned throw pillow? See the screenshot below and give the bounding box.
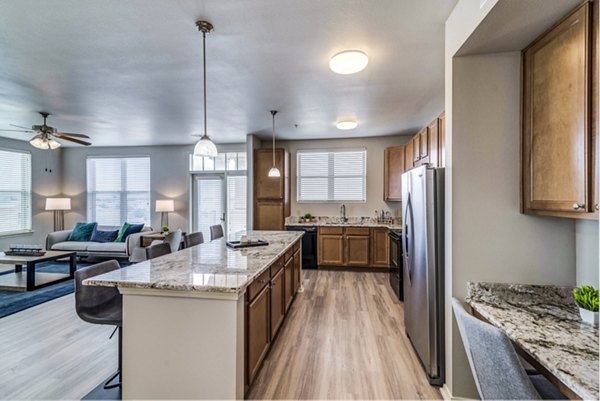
[67,222,97,241]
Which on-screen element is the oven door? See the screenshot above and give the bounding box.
[388,232,402,301]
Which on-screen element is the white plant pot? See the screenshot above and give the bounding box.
[579,308,599,326]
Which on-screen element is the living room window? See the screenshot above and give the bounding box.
[0,148,32,235]
[297,148,367,202]
[86,156,151,226]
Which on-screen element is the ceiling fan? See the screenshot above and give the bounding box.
[0,112,91,149]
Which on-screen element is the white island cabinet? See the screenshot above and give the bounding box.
[85,230,303,400]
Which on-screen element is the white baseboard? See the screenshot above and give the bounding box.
[440,384,475,400]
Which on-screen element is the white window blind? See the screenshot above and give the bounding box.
[0,149,31,234]
[297,149,367,202]
[189,152,247,172]
[227,175,247,236]
[87,157,151,226]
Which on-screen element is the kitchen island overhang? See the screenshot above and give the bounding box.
[84,230,304,400]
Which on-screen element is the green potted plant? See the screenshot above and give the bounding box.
[162,225,170,233]
[572,285,599,326]
[304,212,313,222]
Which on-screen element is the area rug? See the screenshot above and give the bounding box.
[0,260,128,319]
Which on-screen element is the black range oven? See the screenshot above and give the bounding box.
[388,229,403,301]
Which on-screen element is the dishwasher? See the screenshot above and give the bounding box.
[285,226,318,269]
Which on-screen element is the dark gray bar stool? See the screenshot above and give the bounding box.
[145,242,171,259]
[452,298,565,400]
[75,260,122,389]
[184,231,204,248]
[210,224,224,241]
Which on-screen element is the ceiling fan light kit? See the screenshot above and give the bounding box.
[193,20,218,158]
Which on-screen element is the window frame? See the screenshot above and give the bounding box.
[0,147,32,237]
[86,155,152,226]
[296,147,367,204]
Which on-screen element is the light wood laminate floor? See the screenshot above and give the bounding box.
[248,269,442,400]
[0,294,117,400]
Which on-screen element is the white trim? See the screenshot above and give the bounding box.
[0,229,35,238]
[440,384,476,401]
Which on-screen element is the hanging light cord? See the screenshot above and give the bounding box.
[202,30,208,139]
[272,111,276,166]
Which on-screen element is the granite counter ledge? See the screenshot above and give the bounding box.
[84,230,303,295]
[466,282,599,400]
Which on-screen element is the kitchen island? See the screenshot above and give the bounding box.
[86,230,304,400]
[467,282,599,400]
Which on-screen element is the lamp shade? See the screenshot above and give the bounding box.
[155,200,175,213]
[45,198,71,211]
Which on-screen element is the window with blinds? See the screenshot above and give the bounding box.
[87,157,151,226]
[0,149,31,235]
[297,149,367,202]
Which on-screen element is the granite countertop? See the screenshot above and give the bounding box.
[466,282,599,400]
[285,216,402,229]
[85,231,303,294]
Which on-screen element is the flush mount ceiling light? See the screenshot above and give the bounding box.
[336,120,358,130]
[193,20,218,158]
[268,110,281,178]
[329,50,369,75]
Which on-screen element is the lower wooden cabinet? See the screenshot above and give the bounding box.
[284,256,294,311]
[370,227,390,267]
[317,231,345,266]
[270,267,285,338]
[345,233,370,266]
[246,284,270,385]
[254,201,285,230]
[293,248,301,293]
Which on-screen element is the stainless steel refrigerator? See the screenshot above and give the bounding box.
[401,165,445,386]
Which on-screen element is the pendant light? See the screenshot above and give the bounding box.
[193,20,218,158]
[268,110,281,177]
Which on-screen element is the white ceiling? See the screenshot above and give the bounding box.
[0,0,457,147]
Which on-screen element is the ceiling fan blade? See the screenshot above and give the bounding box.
[53,133,91,146]
[10,124,32,130]
[55,131,90,138]
[0,128,34,133]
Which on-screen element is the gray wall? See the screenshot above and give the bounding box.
[576,220,599,286]
[61,143,245,232]
[276,135,411,219]
[448,52,577,397]
[0,137,62,250]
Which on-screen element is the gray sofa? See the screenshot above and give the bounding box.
[46,226,157,260]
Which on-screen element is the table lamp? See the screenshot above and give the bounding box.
[155,200,175,228]
[45,198,71,231]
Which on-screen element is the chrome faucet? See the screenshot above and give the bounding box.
[340,204,347,222]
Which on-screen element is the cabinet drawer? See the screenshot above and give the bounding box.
[293,240,300,253]
[319,226,344,235]
[248,269,271,301]
[345,227,370,236]
[270,256,284,277]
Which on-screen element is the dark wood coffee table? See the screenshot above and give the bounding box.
[0,251,77,291]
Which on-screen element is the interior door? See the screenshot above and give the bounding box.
[226,174,247,237]
[194,175,225,241]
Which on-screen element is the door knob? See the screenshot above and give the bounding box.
[572,203,585,210]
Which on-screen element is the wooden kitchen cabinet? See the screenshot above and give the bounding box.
[253,148,290,229]
[293,248,301,293]
[284,256,294,311]
[418,127,429,161]
[370,227,390,268]
[246,284,270,385]
[405,140,414,171]
[384,145,405,201]
[412,133,421,164]
[345,230,370,266]
[317,229,345,266]
[522,2,598,220]
[270,266,285,339]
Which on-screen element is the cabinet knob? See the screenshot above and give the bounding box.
[572,203,585,210]
[596,204,599,211]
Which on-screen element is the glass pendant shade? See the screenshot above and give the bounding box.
[268,166,281,177]
[48,138,61,149]
[30,134,49,149]
[194,136,218,157]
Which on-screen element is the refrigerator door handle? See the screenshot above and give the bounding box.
[403,192,415,287]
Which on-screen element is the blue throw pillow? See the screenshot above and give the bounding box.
[90,227,119,243]
[116,223,144,242]
[67,222,97,241]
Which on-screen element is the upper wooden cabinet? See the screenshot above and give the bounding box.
[522,2,598,220]
[405,140,414,171]
[384,145,405,201]
[253,148,291,229]
[254,148,287,200]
